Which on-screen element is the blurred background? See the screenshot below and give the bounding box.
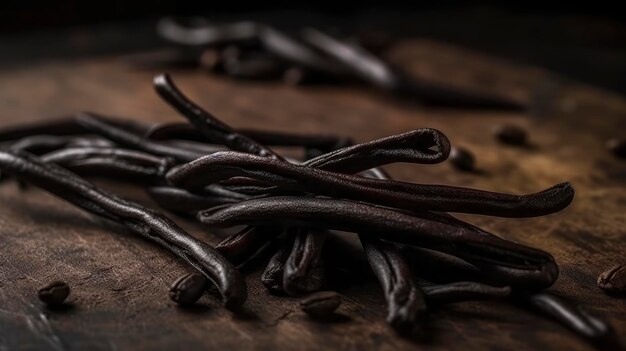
[1,1,625,94]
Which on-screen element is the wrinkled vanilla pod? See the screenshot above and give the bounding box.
[7,135,114,155]
[41,147,175,182]
[145,121,350,154]
[0,150,246,309]
[402,211,559,289]
[359,167,429,333]
[76,113,206,162]
[361,235,427,332]
[197,196,558,286]
[154,74,282,160]
[155,74,327,293]
[261,234,295,294]
[169,151,574,218]
[283,228,328,295]
[0,116,149,143]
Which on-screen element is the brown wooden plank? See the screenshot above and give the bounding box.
[0,39,625,351]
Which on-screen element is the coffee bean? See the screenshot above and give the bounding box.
[450,147,475,172]
[495,125,527,145]
[299,291,341,317]
[606,139,626,159]
[169,273,209,306]
[38,281,70,306]
[598,265,626,294]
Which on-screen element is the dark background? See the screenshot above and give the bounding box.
[1,1,625,94]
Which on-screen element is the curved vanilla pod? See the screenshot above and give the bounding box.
[359,167,428,333]
[169,151,574,218]
[407,211,559,288]
[261,233,295,294]
[301,28,525,110]
[421,282,511,303]
[7,135,115,155]
[154,74,329,294]
[76,113,206,162]
[148,186,240,215]
[283,228,328,295]
[145,122,350,153]
[303,128,451,172]
[361,235,427,332]
[197,196,557,286]
[515,292,620,349]
[0,150,246,308]
[42,147,174,172]
[153,73,282,160]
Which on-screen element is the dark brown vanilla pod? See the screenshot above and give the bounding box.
[148,186,240,215]
[302,128,451,172]
[76,113,206,162]
[361,235,427,332]
[7,135,115,155]
[301,28,525,110]
[0,117,87,141]
[403,211,559,289]
[170,151,574,218]
[421,282,511,303]
[261,235,295,294]
[153,74,282,160]
[0,117,150,143]
[197,196,558,288]
[0,150,246,309]
[145,122,350,153]
[283,228,328,296]
[40,147,175,183]
[515,292,621,349]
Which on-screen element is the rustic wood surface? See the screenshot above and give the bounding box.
[0,39,625,351]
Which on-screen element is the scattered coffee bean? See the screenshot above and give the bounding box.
[449,147,476,172]
[606,139,626,159]
[38,281,70,306]
[495,124,527,146]
[597,265,626,294]
[169,273,209,306]
[299,291,341,317]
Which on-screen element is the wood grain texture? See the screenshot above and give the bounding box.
[0,39,625,351]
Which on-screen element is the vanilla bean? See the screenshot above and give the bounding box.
[197,196,558,289]
[283,228,328,295]
[516,292,619,349]
[153,74,282,160]
[0,150,246,308]
[76,113,206,162]
[146,122,350,153]
[361,235,427,332]
[169,151,574,218]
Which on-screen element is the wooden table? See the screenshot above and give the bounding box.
[0,39,625,350]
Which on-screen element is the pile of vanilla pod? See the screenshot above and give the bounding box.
[125,18,524,110]
[0,74,620,349]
